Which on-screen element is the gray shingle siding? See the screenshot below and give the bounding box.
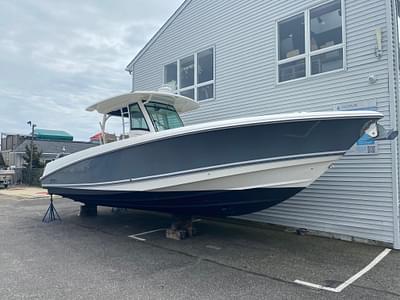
[129,0,400,247]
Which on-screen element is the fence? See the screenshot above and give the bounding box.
[22,168,44,186]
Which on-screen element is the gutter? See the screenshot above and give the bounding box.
[386,0,400,250]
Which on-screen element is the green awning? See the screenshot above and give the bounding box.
[34,129,73,141]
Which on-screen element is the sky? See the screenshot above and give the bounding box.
[0,0,184,141]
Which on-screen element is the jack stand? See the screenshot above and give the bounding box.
[166,215,196,240]
[42,194,61,223]
[79,204,97,217]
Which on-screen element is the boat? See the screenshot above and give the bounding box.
[41,89,388,216]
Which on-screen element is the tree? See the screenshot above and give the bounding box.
[23,144,44,169]
[0,153,6,168]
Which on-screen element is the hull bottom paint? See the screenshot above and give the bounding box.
[47,187,304,216]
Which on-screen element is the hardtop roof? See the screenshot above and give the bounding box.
[86,90,199,115]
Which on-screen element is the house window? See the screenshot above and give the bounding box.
[279,59,306,82]
[311,48,343,75]
[310,0,343,74]
[180,55,194,89]
[163,47,215,101]
[277,0,344,82]
[197,48,214,100]
[278,14,305,61]
[164,62,177,89]
[180,89,195,99]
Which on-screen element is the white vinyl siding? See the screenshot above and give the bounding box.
[388,0,400,248]
[130,0,399,247]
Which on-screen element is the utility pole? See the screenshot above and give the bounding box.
[27,121,36,185]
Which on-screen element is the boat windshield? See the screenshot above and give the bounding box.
[129,103,149,131]
[145,102,184,131]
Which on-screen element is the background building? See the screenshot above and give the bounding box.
[126,0,400,249]
[0,129,96,183]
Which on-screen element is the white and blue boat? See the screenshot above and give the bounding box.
[41,89,384,216]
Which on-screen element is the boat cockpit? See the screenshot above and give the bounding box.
[86,88,199,144]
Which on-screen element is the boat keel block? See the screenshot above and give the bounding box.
[79,204,97,217]
[166,216,196,240]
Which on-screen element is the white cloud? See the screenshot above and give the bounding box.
[0,0,184,140]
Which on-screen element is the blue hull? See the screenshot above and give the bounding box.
[48,187,303,216]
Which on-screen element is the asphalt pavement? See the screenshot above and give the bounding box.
[0,192,399,299]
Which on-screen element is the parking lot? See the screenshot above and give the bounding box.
[0,190,399,299]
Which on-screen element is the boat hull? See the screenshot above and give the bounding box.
[46,154,339,215]
[47,186,304,216]
[41,112,382,216]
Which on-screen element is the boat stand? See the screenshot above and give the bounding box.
[166,215,196,240]
[79,204,97,217]
[42,194,61,223]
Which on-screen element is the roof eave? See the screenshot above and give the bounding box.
[125,0,192,72]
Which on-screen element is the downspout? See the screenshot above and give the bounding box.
[386,0,400,249]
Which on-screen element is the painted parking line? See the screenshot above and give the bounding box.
[205,245,222,250]
[294,248,392,293]
[128,228,166,241]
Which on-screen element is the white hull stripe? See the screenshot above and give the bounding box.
[43,151,344,188]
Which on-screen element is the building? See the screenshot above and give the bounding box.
[1,130,96,183]
[125,0,400,249]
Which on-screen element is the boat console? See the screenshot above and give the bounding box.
[86,88,199,144]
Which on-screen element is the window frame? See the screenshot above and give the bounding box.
[144,101,184,132]
[129,103,150,131]
[163,61,178,90]
[162,45,216,102]
[276,0,346,84]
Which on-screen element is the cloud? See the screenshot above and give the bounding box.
[0,0,184,140]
